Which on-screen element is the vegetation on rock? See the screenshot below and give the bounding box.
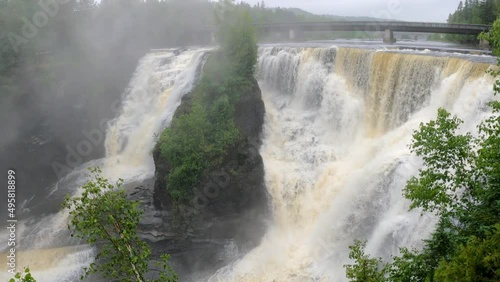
[155,1,258,203]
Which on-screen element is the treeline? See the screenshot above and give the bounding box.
[0,0,374,170]
[446,0,500,43]
[0,0,214,101]
[0,0,360,106]
[243,2,380,41]
[448,0,498,25]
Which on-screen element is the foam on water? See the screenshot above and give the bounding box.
[209,46,496,281]
[0,48,208,282]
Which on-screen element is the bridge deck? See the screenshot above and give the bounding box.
[255,21,491,35]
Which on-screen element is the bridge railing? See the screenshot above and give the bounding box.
[254,21,491,31]
[201,21,491,34]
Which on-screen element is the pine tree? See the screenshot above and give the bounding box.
[480,0,497,25]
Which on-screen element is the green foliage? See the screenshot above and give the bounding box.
[483,19,500,55]
[0,0,216,107]
[346,41,500,281]
[428,33,446,42]
[392,66,500,281]
[344,240,389,282]
[447,0,499,25]
[9,268,36,282]
[241,1,385,41]
[389,248,430,282]
[404,108,475,217]
[446,0,500,44]
[155,2,258,203]
[62,167,177,282]
[434,225,500,282]
[158,93,240,202]
[216,4,258,77]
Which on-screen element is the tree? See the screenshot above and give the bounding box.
[471,0,482,24]
[446,0,497,42]
[464,0,472,21]
[434,225,500,281]
[393,103,499,281]
[63,167,177,282]
[346,99,500,282]
[344,240,388,282]
[215,2,258,77]
[404,108,475,218]
[480,19,500,55]
[388,248,431,282]
[480,0,497,25]
[346,20,500,280]
[9,268,36,282]
[155,0,258,204]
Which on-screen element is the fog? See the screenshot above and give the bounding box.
[0,0,215,214]
[0,0,483,281]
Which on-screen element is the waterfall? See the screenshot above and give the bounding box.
[1,45,495,282]
[209,47,496,281]
[0,48,208,282]
[103,49,208,182]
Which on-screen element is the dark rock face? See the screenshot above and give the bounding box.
[145,78,269,280]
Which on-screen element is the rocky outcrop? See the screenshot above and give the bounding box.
[142,77,269,280]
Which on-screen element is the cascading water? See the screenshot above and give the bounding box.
[0,48,208,282]
[209,46,496,281]
[1,44,496,282]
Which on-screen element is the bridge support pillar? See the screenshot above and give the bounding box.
[480,38,490,49]
[211,32,217,45]
[289,29,296,41]
[289,28,304,42]
[383,29,395,44]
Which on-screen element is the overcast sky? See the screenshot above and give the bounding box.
[242,0,461,22]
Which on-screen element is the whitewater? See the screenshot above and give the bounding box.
[209,46,496,281]
[0,45,496,282]
[0,48,208,282]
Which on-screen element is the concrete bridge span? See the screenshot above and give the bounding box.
[254,21,491,44]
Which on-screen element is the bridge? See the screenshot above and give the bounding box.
[253,21,492,44]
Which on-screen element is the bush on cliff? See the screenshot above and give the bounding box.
[155,4,258,203]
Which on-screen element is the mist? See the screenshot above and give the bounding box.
[1,1,498,281]
[0,0,216,216]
